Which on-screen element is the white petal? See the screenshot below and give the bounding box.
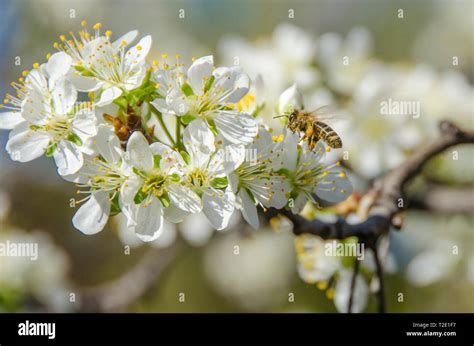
[94,124,122,162]
[6,123,49,162]
[213,67,250,103]
[96,87,123,107]
[72,191,110,235]
[314,168,353,203]
[120,175,143,204]
[72,111,97,143]
[202,187,235,230]
[112,30,138,50]
[53,140,84,175]
[214,111,258,145]
[133,198,164,242]
[187,55,213,95]
[52,77,77,115]
[239,189,259,229]
[150,142,186,174]
[0,111,24,129]
[68,73,101,92]
[46,52,72,88]
[125,35,152,66]
[291,193,308,214]
[168,183,202,213]
[278,83,303,114]
[183,118,215,155]
[21,91,48,124]
[126,131,153,172]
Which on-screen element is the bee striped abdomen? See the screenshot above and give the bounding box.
[314,121,342,149]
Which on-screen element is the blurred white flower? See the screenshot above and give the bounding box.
[317,27,374,95]
[0,228,70,311]
[204,230,295,311]
[334,269,368,313]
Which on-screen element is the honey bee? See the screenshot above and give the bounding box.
[277,106,343,149]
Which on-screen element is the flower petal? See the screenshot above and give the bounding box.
[46,52,72,89]
[52,77,77,115]
[187,55,213,95]
[239,189,259,229]
[72,110,97,143]
[6,122,49,162]
[124,35,152,66]
[214,111,258,145]
[168,183,202,213]
[96,86,123,107]
[314,167,353,203]
[183,118,215,156]
[202,187,235,230]
[133,197,164,242]
[112,30,138,50]
[0,111,24,130]
[72,191,110,235]
[68,73,101,92]
[94,124,122,162]
[126,131,153,172]
[53,140,84,176]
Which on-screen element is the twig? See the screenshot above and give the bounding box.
[348,259,360,313]
[372,246,386,313]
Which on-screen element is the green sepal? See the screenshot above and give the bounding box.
[109,193,121,216]
[181,114,196,125]
[210,176,228,189]
[203,75,215,93]
[153,154,162,168]
[134,189,148,205]
[180,151,190,165]
[67,133,83,146]
[45,142,57,157]
[181,82,194,97]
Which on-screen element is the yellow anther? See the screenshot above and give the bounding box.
[272,134,284,143]
[176,53,181,59]
[155,83,161,89]
[325,146,331,152]
[120,40,127,46]
[105,30,112,36]
[161,53,168,59]
[53,42,59,49]
[339,171,346,178]
[32,62,40,69]
[46,53,51,59]
[81,20,87,27]
[152,60,159,66]
[59,35,66,41]
[136,45,142,51]
[21,70,29,77]
[93,22,102,30]
[191,56,196,61]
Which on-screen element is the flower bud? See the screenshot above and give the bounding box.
[278,83,303,115]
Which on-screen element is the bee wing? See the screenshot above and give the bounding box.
[309,105,349,123]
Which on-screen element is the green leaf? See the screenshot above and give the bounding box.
[67,133,83,146]
[45,142,57,157]
[181,82,194,96]
[134,189,148,205]
[210,176,228,189]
